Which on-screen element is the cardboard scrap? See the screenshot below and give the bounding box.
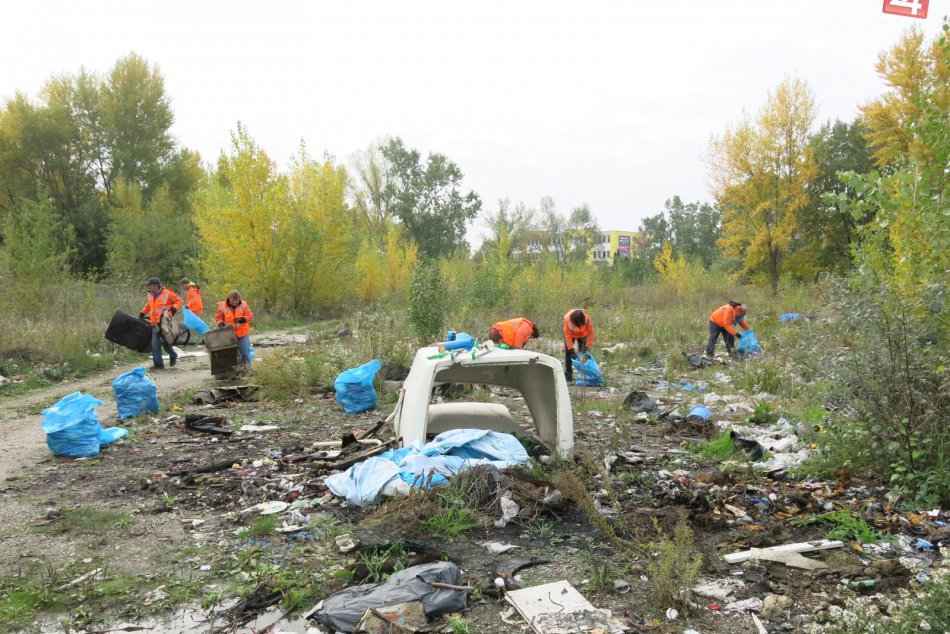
[505,580,628,633]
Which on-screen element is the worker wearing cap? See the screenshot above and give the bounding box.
[488,317,538,349]
[216,290,254,369]
[139,277,183,369]
[179,279,204,315]
[563,309,595,381]
[705,301,751,358]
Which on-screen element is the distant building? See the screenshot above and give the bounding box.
[520,229,639,265]
[588,230,639,266]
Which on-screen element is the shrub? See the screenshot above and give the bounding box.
[409,262,447,341]
[646,520,702,611]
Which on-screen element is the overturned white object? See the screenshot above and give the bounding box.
[724,539,843,564]
[505,580,628,633]
[389,346,574,458]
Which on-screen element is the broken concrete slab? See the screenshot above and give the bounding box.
[505,580,628,633]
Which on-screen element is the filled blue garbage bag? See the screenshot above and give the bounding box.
[334,359,382,414]
[182,307,211,335]
[42,392,127,457]
[737,329,763,356]
[112,366,159,419]
[572,353,603,387]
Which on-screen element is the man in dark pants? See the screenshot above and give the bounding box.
[705,301,750,358]
[563,308,595,382]
[139,277,183,370]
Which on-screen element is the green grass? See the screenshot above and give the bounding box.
[789,511,883,544]
[35,507,133,535]
[0,377,52,398]
[445,614,476,634]
[419,508,476,536]
[696,432,743,461]
[238,515,279,539]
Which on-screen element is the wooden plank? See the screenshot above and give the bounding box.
[724,539,844,564]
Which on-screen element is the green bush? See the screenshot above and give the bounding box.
[409,263,447,341]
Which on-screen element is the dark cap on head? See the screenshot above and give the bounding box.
[146,277,161,286]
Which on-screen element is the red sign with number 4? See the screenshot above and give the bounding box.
[883,0,928,19]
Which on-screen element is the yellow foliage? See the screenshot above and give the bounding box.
[654,242,708,297]
[860,28,949,167]
[709,77,816,292]
[356,225,417,302]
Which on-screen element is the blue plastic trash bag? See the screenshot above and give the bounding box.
[182,307,211,335]
[443,332,475,351]
[572,353,603,387]
[42,392,127,457]
[779,313,800,322]
[112,366,159,419]
[737,329,763,356]
[688,405,712,420]
[334,359,382,414]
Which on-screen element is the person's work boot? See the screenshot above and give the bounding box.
[169,356,177,367]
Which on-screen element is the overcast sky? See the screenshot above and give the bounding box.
[2,1,946,237]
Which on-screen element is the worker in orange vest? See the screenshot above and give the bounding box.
[179,279,204,315]
[216,290,255,368]
[139,277,184,369]
[488,317,538,349]
[705,301,751,358]
[563,309,595,381]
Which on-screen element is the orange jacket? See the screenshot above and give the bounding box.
[491,318,536,349]
[563,309,595,348]
[185,286,203,315]
[216,300,254,338]
[710,304,751,336]
[141,288,183,326]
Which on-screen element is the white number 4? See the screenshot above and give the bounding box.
[889,0,923,15]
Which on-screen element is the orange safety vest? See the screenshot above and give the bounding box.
[563,309,595,348]
[710,304,750,336]
[491,318,535,349]
[216,300,254,338]
[141,288,183,326]
[185,286,203,315]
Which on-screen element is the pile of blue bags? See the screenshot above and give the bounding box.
[41,392,127,457]
[571,353,603,387]
[334,359,382,414]
[112,366,160,419]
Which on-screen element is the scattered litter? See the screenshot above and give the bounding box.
[305,562,466,633]
[762,593,792,619]
[665,607,678,620]
[246,501,289,516]
[688,405,712,421]
[915,538,934,551]
[192,385,258,405]
[481,542,520,554]
[613,579,630,594]
[42,392,127,458]
[504,580,628,633]
[335,534,360,553]
[334,359,382,414]
[325,429,529,507]
[723,597,763,613]
[751,613,768,634]
[162,345,206,360]
[490,558,549,593]
[494,492,520,528]
[683,351,714,368]
[779,313,800,322]
[354,600,428,633]
[239,424,280,433]
[142,586,167,606]
[185,414,232,435]
[692,579,742,602]
[113,367,159,419]
[623,390,658,414]
[57,567,103,591]
[601,343,629,357]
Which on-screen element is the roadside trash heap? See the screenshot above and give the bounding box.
[325,429,529,506]
[112,366,159,419]
[334,359,382,414]
[41,392,127,457]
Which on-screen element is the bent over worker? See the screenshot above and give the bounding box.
[705,301,751,358]
[179,279,204,315]
[488,317,538,349]
[563,308,595,381]
[139,277,183,369]
[216,291,254,368]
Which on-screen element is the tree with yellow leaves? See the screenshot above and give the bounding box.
[860,27,949,167]
[709,77,816,293]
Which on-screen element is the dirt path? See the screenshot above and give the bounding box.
[0,336,290,483]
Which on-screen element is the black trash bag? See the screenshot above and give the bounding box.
[623,390,658,414]
[306,561,466,633]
